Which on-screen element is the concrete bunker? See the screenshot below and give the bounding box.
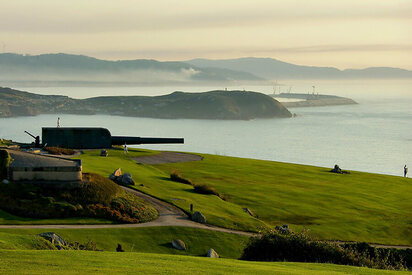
[6,149,82,182]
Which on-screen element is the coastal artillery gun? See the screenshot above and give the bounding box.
[41,127,184,149]
[24,131,40,148]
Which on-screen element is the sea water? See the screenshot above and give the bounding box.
[1,80,411,176]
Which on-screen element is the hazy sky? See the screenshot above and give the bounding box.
[0,0,411,69]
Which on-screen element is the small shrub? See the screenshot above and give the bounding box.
[0,139,13,147]
[170,170,192,185]
[193,183,219,196]
[44,147,75,155]
[0,149,12,179]
[73,173,122,206]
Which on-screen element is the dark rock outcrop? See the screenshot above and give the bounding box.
[206,248,219,258]
[38,232,66,249]
[172,239,186,250]
[192,211,207,224]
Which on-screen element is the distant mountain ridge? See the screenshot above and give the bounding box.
[187,57,412,80]
[0,54,410,87]
[0,53,262,85]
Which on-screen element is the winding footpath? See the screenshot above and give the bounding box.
[0,186,253,237]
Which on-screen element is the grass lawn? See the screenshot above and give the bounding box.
[76,149,412,245]
[0,210,114,225]
[0,226,249,258]
[0,250,408,275]
[77,149,266,232]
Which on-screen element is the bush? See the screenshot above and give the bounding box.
[170,170,192,185]
[73,173,122,206]
[241,229,406,270]
[169,170,228,200]
[44,147,75,155]
[0,173,158,224]
[0,149,12,179]
[193,183,219,196]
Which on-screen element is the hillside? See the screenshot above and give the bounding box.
[0,87,292,119]
[187,57,412,80]
[0,53,262,86]
[75,149,412,245]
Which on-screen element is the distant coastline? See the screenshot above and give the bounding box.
[270,93,357,108]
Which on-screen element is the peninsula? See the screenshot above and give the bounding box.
[0,87,291,120]
[270,92,357,108]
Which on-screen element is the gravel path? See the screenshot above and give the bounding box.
[133,152,203,164]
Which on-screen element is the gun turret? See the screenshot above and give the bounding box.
[24,131,40,147]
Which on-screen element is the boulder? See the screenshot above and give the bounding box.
[109,168,122,180]
[121,173,135,185]
[38,232,66,249]
[206,248,219,258]
[172,239,186,250]
[192,211,207,224]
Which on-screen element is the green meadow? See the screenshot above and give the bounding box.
[0,250,407,275]
[0,227,248,258]
[76,149,412,245]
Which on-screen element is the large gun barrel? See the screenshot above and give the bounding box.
[24,131,36,139]
[24,131,40,147]
[42,127,184,149]
[111,136,184,145]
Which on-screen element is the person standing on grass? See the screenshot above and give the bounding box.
[124,143,128,154]
[57,117,61,128]
[405,165,408,177]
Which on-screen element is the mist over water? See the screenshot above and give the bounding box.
[2,80,411,176]
[14,79,412,100]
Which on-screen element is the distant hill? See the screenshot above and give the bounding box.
[187,57,412,80]
[0,53,262,86]
[2,54,408,85]
[0,87,291,120]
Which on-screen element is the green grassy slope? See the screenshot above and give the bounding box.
[0,209,114,225]
[0,227,248,258]
[78,149,266,232]
[155,154,412,245]
[76,149,411,245]
[0,250,407,275]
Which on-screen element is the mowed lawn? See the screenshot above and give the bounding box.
[0,250,408,275]
[0,227,249,258]
[76,149,412,245]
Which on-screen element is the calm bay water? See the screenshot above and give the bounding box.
[1,80,411,176]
